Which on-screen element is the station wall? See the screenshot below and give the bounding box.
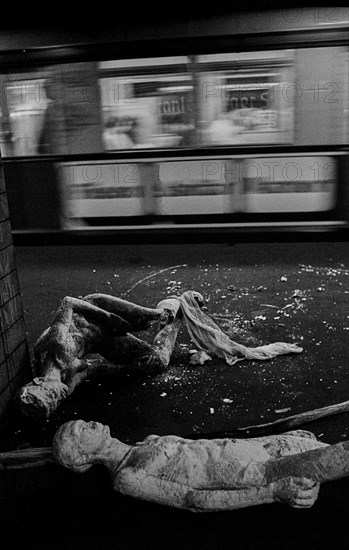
[0,156,31,416]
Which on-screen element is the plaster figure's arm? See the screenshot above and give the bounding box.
[185,478,320,512]
[185,485,275,511]
[115,469,317,512]
[115,469,197,510]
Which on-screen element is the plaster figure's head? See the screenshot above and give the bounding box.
[17,378,68,419]
[52,420,111,473]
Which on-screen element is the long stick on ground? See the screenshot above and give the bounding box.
[186,400,349,439]
[235,399,349,436]
[0,447,54,469]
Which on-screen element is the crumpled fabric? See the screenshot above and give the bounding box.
[178,290,303,366]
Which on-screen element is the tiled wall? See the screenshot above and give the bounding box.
[0,159,31,417]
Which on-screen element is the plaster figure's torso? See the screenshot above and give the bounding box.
[113,431,327,506]
[68,314,103,356]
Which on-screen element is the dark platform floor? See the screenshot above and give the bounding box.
[1,241,349,549]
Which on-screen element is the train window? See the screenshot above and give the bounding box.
[0,47,347,157]
[158,160,228,215]
[99,56,194,149]
[243,156,336,212]
[196,51,295,146]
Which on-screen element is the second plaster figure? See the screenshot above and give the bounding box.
[17,292,191,418]
[53,420,349,512]
[17,290,302,418]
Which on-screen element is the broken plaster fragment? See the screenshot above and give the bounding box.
[291,290,302,298]
[189,350,212,365]
[223,398,233,404]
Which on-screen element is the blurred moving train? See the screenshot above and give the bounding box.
[0,7,348,235]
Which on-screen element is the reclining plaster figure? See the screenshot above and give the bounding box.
[17,292,193,418]
[53,420,349,512]
[17,290,302,419]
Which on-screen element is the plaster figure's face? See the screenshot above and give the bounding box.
[52,420,112,472]
[74,420,111,454]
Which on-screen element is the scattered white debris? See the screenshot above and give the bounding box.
[291,290,302,298]
[160,392,167,397]
[210,407,215,414]
[223,398,233,404]
[275,407,291,414]
[280,276,287,282]
[316,287,325,292]
[255,315,266,321]
[190,351,212,365]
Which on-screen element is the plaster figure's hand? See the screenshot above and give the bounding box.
[273,477,320,509]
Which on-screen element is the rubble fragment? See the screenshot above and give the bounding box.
[189,351,212,365]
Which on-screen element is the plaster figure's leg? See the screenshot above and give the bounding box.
[98,318,182,374]
[83,294,175,332]
[97,296,186,374]
[129,318,182,373]
[83,292,204,332]
[152,318,182,370]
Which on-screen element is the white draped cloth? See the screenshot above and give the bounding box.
[178,290,302,366]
